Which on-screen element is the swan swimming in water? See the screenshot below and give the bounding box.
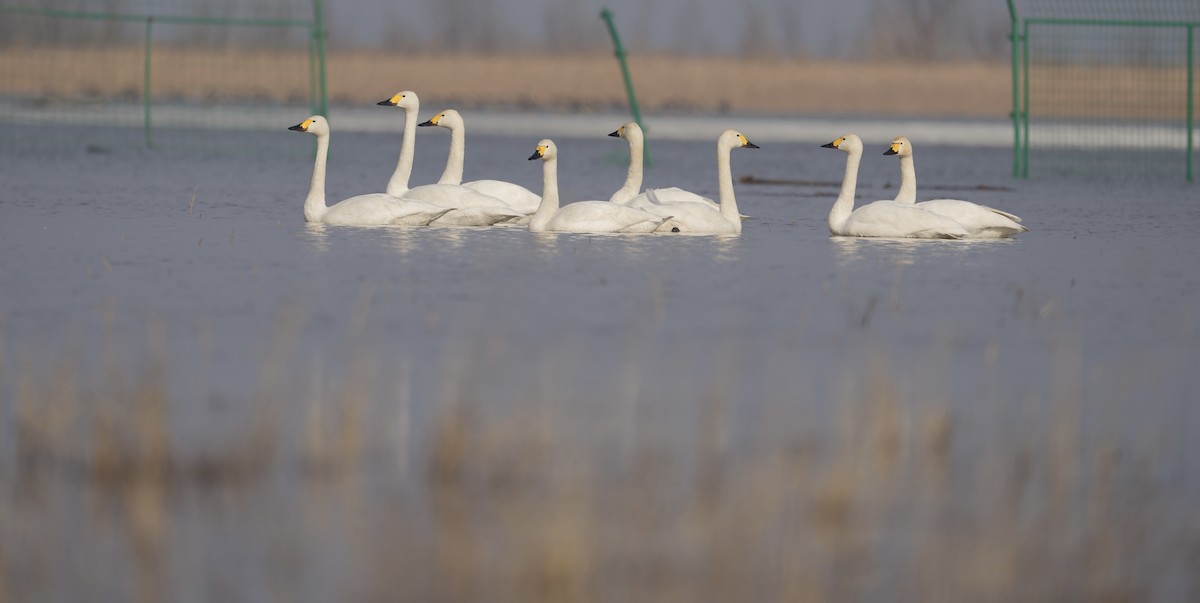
[622,129,758,234]
[607,122,721,212]
[376,91,521,226]
[418,109,541,215]
[885,136,1028,239]
[287,116,451,226]
[822,134,969,239]
[527,139,674,234]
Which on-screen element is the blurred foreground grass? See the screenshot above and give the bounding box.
[1,305,1198,603]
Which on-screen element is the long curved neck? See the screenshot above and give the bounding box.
[386,105,419,196]
[894,153,916,204]
[437,123,465,185]
[715,141,741,231]
[612,135,644,202]
[529,157,560,231]
[304,133,330,222]
[829,148,860,234]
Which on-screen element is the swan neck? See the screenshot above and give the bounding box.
[438,123,465,185]
[716,141,740,229]
[386,105,418,196]
[616,136,644,201]
[529,156,560,231]
[304,132,330,222]
[895,154,916,204]
[829,148,860,234]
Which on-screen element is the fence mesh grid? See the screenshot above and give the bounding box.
[1014,0,1199,180]
[0,0,322,153]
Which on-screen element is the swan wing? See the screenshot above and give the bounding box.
[322,193,445,226]
[545,201,663,233]
[403,183,517,210]
[916,199,1028,237]
[464,180,541,214]
[843,200,969,239]
[637,198,737,234]
[431,206,523,227]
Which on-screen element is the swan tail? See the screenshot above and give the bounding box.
[390,208,454,226]
[651,216,680,233]
[982,205,1023,223]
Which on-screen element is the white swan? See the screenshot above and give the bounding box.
[621,130,757,234]
[527,139,674,234]
[376,91,520,226]
[822,135,969,239]
[607,122,721,211]
[885,136,1028,239]
[418,109,541,214]
[287,116,452,226]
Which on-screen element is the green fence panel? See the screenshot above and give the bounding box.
[0,0,326,153]
[1010,0,1199,181]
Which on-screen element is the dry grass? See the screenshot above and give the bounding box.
[0,308,1197,602]
[0,46,1013,117]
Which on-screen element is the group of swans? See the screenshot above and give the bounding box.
[288,91,535,228]
[521,129,758,233]
[286,90,1027,238]
[288,92,760,234]
[822,134,1027,239]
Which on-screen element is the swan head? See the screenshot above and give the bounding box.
[288,115,329,136]
[528,139,557,161]
[418,109,463,130]
[884,136,912,157]
[608,121,643,143]
[719,129,759,151]
[377,90,419,110]
[821,134,862,155]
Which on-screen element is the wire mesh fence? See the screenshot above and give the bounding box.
[0,0,326,153]
[1010,0,1200,181]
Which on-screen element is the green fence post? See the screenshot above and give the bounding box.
[1021,19,1031,178]
[312,0,328,117]
[144,15,154,148]
[1188,24,1195,182]
[1007,0,1020,178]
[600,8,648,164]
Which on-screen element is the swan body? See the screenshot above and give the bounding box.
[287,116,453,226]
[419,109,541,214]
[625,130,758,234]
[376,91,519,226]
[528,139,674,234]
[822,135,969,239]
[886,136,1028,239]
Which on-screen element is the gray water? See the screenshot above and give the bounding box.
[2,121,1199,601]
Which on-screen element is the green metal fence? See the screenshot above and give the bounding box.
[0,0,326,151]
[1009,0,1199,181]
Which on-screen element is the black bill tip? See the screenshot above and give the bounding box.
[744,141,760,149]
[376,99,394,106]
[418,120,434,127]
[821,142,837,149]
[288,124,305,132]
[527,151,541,161]
[608,130,620,137]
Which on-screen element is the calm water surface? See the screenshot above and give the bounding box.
[1,122,1198,600]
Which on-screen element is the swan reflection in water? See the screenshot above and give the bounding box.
[302,223,330,253]
[832,235,1013,268]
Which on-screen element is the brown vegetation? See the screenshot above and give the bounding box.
[1,307,1195,601]
[0,46,1012,118]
